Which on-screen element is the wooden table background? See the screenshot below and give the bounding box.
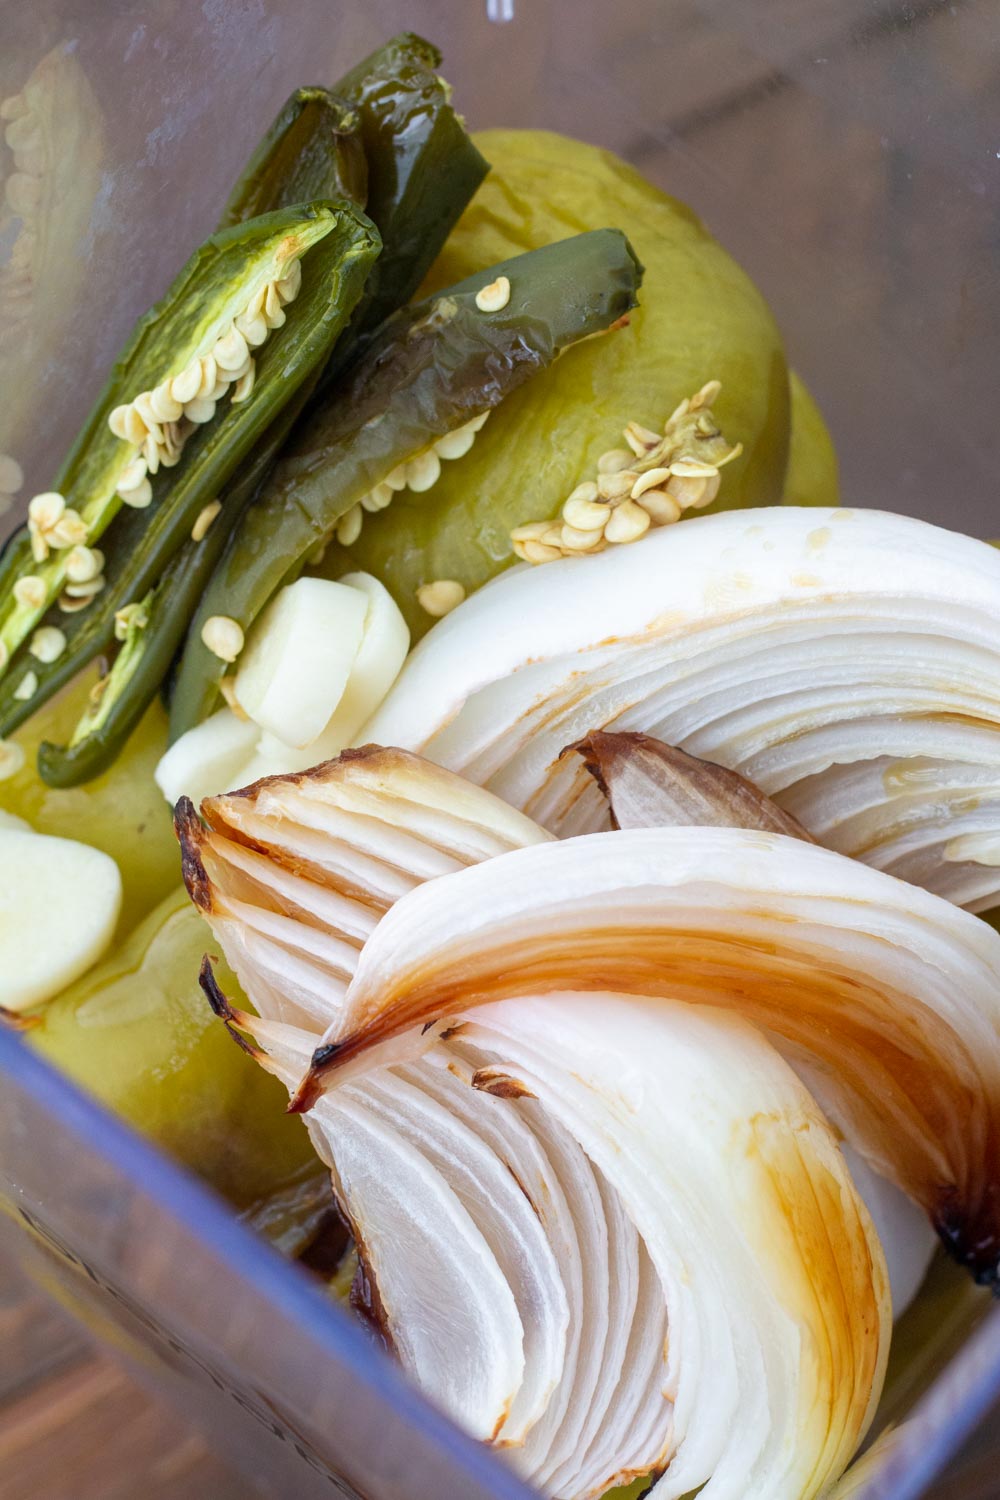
[3,0,999,1495]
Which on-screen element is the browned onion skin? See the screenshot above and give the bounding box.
[567,730,814,842]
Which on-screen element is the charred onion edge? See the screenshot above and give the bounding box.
[346,1218,395,1353]
[174,795,215,912]
[222,743,385,802]
[197,953,262,1060]
[285,733,815,1115]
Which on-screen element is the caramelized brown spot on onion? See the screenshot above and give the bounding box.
[311,922,1000,1282]
[471,1069,536,1101]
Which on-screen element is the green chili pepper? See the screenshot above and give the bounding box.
[326,33,490,355]
[169,228,643,739]
[0,204,375,690]
[0,204,380,752]
[24,214,380,781]
[0,81,369,663]
[14,80,383,778]
[220,87,368,225]
[35,581,157,788]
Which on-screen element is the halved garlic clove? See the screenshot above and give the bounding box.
[0,829,121,1011]
[233,577,367,750]
[154,707,259,809]
[317,573,410,751]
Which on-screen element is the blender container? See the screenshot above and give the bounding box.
[1,3,998,1497]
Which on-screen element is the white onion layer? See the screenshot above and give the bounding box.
[367,507,1000,914]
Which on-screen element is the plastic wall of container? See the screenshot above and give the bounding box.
[1,0,996,539]
[1,3,999,1499]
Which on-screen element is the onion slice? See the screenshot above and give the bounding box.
[293,824,1000,1284]
[365,506,1000,912]
[178,742,993,1495]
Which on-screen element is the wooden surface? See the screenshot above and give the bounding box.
[0,1352,249,1500]
[0,1263,249,1500]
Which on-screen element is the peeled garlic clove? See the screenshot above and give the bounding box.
[154,707,260,809]
[0,829,121,1011]
[233,577,368,750]
[317,573,410,751]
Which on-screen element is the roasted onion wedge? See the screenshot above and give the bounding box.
[365,506,1000,914]
[288,822,1000,1285]
[176,742,1000,1497]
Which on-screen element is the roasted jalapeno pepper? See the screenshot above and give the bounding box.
[326,32,490,354]
[219,87,368,224]
[169,228,643,738]
[0,204,380,755]
[1,33,489,784]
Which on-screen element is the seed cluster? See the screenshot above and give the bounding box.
[333,410,491,550]
[511,381,741,564]
[107,258,302,511]
[19,504,109,618]
[27,492,89,563]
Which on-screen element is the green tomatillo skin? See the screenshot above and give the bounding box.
[0,675,178,937]
[334,128,792,640]
[782,371,840,507]
[24,887,314,1209]
[169,227,643,739]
